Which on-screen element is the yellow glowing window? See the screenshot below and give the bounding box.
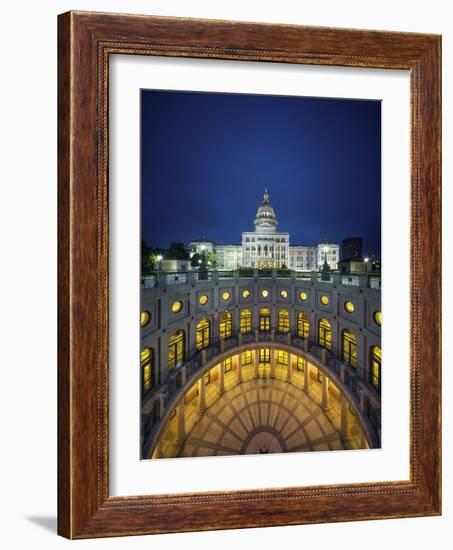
[261,289,269,298]
[224,357,233,373]
[297,312,309,338]
[199,295,208,305]
[140,311,151,327]
[259,308,271,332]
[370,346,381,387]
[320,295,329,305]
[241,351,252,366]
[259,349,270,364]
[342,329,357,368]
[299,291,308,301]
[297,356,305,371]
[277,351,288,365]
[280,289,288,298]
[278,309,290,333]
[141,347,153,395]
[318,318,332,351]
[344,301,355,313]
[222,291,231,301]
[219,311,232,340]
[196,319,210,350]
[242,289,250,298]
[171,301,183,313]
[374,311,382,326]
[168,330,185,370]
[240,309,252,334]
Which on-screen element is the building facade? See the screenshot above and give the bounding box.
[190,190,340,271]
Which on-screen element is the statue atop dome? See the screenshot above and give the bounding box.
[254,189,278,233]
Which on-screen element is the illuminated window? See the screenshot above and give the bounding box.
[259,349,270,364]
[141,347,153,395]
[171,300,183,313]
[278,309,290,333]
[299,291,308,301]
[242,289,250,298]
[277,351,288,365]
[342,329,357,368]
[280,289,288,298]
[222,291,231,301]
[261,289,269,298]
[219,311,232,340]
[320,295,329,305]
[196,319,210,351]
[259,308,271,332]
[370,346,381,388]
[318,318,332,350]
[344,301,355,313]
[140,311,151,327]
[224,357,232,373]
[297,356,305,372]
[297,312,309,338]
[374,311,382,326]
[240,309,252,334]
[199,294,208,305]
[241,351,252,366]
[168,330,185,370]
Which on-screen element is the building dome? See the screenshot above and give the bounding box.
[254,189,278,233]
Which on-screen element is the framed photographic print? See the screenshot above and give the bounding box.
[58,11,441,538]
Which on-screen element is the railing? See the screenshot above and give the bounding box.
[141,269,381,290]
[142,329,381,454]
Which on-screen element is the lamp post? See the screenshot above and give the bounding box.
[156,255,163,271]
[364,256,369,272]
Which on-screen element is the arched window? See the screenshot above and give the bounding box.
[168,329,185,370]
[259,308,271,332]
[196,319,210,351]
[278,309,290,333]
[342,329,357,367]
[141,347,153,396]
[297,312,310,338]
[219,311,232,340]
[318,318,332,350]
[240,309,252,334]
[370,346,381,389]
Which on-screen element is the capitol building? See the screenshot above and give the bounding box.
[190,190,340,271]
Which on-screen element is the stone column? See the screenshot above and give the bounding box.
[174,400,185,444]
[217,363,225,395]
[287,357,293,383]
[322,375,330,410]
[341,394,353,441]
[304,362,310,393]
[254,350,259,378]
[270,350,276,378]
[237,356,243,384]
[197,376,206,414]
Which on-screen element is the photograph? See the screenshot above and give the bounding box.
[140,90,382,460]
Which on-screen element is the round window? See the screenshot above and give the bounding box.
[320,295,329,305]
[299,291,308,301]
[199,295,208,305]
[374,311,382,326]
[344,301,355,313]
[280,289,288,298]
[140,311,151,327]
[222,291,231,301]
[261,289,269,298]
[242,289,250,298]
[171,301,183,313]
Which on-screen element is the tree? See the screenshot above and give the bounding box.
[167,242,190,260]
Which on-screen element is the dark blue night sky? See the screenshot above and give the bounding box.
[141,90,381,255]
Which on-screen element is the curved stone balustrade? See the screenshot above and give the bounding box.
[141,330,381,459]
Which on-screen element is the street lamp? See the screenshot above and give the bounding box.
[156,255,163,270]
[364,257,369,272]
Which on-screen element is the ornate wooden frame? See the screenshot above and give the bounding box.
[58,11,441,539]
